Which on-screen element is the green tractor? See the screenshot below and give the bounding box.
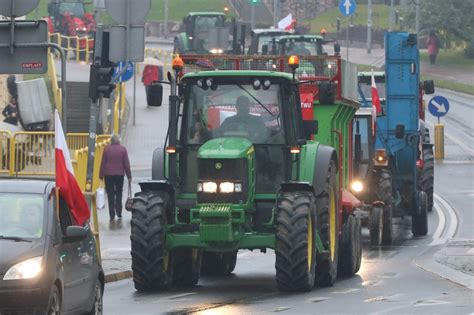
[129,54,362,292]
[174,12,244,55]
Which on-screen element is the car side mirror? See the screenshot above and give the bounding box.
[423,80,435,95]
[147,83,163,107]
[303,120,318,138]
[63,226,88,243]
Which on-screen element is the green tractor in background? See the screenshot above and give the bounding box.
[129,54,362,292]
[174,12,245,55]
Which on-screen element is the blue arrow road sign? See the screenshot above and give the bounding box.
[113,61,134,82]
[339,0,357,16]
[428,95,450,118]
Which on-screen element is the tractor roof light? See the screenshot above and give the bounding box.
[172,56,184,71]
[288,55,299,70]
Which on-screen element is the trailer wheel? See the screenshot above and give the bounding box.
[173,248,202,286]
[201,251,237,276]
[376,170,393,245]
[315,161,339,287]
[130,192,174,291]
[275,191,317,292]
[338,215,361,276]
[370,207,383,246]
[412,191,428,236]
[420,146,434,212]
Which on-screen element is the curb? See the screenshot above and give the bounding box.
[104,270,133,284]
[415,245,474,290]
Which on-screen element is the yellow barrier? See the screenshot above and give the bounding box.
[48,32,93,64]
[0,131,12,174]
[47,52,62,115]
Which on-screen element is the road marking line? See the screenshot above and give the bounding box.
[434,193,458,239]
[431,203,446,242]
[307,297,329,303]
[429,193,458,245]
[412,299,451,307]
[273,306,291,312]
[331,288,359,294]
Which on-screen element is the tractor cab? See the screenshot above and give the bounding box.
[357,72,386,108]
[47,0,95,38]
[177,71,313,197]
[278,35,325,56]
[248,29,292,55]
[176,12,234,54]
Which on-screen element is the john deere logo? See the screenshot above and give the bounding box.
[215,162,222,170]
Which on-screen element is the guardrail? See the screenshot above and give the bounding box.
[49,32,93,64]
[0,131,109,190]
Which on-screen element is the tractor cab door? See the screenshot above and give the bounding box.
[353,113,375,180]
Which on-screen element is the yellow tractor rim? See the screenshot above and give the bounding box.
[329,188,336,261]
[308,212,313,272]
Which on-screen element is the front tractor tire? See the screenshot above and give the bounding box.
[275,191,317,292]
[130,192,174,291]
[376,170,394,245]
[412,191,428,236]
[420,145,434,212]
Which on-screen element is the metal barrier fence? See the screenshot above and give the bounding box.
[47,52,63,114]
[49,32,93,64]
[0,131,12,174]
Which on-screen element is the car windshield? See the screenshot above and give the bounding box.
[59,3,85,17]
[0,193,45,239]
[187,82,285,145]
[359,82,387,100]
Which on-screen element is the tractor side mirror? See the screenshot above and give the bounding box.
[319,82,336,105]
[334,43,341,55]
[303,120,318,137]
[147,83,163,107]
[423,80,435,95]
[261,44,268,55]
[63,226,88,243]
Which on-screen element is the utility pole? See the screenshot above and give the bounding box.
[415,0,420,45]
[388,0,394,31]
[367,0,372,54]
[251,3,255,30]
[164,0,169,39]
[273,0,279,27]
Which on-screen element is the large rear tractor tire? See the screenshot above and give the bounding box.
[201,251,237,276]
[376,170,394,245]
[420,146,434,212]
[412,191,428,236]
[173,248,202,286]
[315,161,339,287]
[275,191,317,292]
[130,192,174,291]
[370,206,383,246]
[338,214,362,276]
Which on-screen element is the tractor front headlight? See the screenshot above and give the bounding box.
[219,182,235,193]
[202,182,218,193]
[351,180,364,193]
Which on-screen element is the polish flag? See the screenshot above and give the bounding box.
[371,71,382,115]
[55,110,90,225]
[278,13,293,30]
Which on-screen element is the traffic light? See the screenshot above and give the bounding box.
[89,64,116,101]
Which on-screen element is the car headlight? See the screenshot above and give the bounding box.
[219,182,235,193]
[351,180,364,193]
[3,256,42,280]
[202,182,218,193]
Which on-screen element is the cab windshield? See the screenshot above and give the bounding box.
[186,82,285,145]
[59,3,85,17]
[0,193,45,239]
[257,35,282,54]
[281,39,322,56]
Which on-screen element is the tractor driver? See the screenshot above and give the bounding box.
[217,95,268,143]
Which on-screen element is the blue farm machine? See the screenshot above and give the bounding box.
[352,32,435,245]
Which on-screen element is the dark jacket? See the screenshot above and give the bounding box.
[2,103,18,125]
[99,143,132,179]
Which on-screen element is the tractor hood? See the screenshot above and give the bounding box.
[198,138,253,159]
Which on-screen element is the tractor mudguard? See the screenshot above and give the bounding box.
[152,147,165,180]
[313,145,338,197]
[138,180,174,198]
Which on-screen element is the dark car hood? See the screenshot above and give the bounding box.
[0,240,45,275]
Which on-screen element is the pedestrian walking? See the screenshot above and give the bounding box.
[99,134,132,220]
[426,30,440,65]
[2,97,18,125]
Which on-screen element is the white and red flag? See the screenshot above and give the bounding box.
[371,70,382,115]
[278,13,293,30]
[55,110,90,225]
